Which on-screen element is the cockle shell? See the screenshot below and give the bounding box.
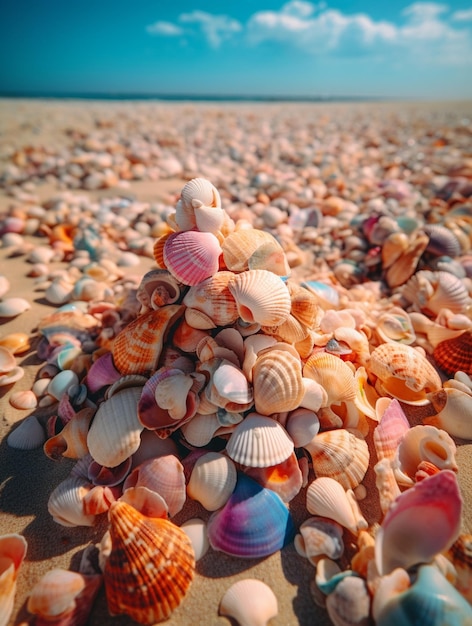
[426,386,472,440]
[182,271,239,326]
[104,500,195,624]
[0,297,31,318]
[0,533,27,626]
[163,230,222,286]
[252,347,304,415]
[221,228,290,276]
[287,280,321,328]
[375,470,462,576]
[294,517,344,564]
[187,451,237,511]
[47,476,95,527]
[306,477,368,534]
[433,329,472,376]
[367,342,442,405]
[228,269,291,326]
[7,414,46,450]
[304,429,369,490]
[207,473,295,558]
[225,413,294,468]
[112,304,184,375]
[401,270,471,316]
[219,579,278,626]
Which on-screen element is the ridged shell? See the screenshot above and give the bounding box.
[252,348,304,415]
[367,343,442,405]
[433,329,472,376]
[0,533,27,626]
[104,500,195,624]
[221,228,290,276]
[228,269,291,326]
[26,568,92,620]
[163,230,222,286]
[180,177,221,211]
[136,269,182,309]
[303,351,358,406]
[306,477,367,534]
[401,270,471,316]
[47,476,95,527]
[112,305,184,375]
[219,579,278,626]
[373,398,410,462]
[304,429,369,490]
[187,451,237,511]
[182,272,239,326]
[87,387,143,468]
[7,415,46,450]
[225,413,294,468]
[424,224,462,257]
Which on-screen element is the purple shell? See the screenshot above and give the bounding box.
[207,473,295,558]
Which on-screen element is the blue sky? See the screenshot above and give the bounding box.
[1,0,472,99]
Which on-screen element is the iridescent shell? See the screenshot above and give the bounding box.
[221,228,290,276]
[304,429,369,490]
[252,347,304,415]
[0,533,27,626]
[219,579,278,626]
[187,451,237,511]
[367,342,442,405]
[207,473,295,558]
[104,500,195,624]
[163,230,222,286]
[375,470,462,576]
[112,304,184,375]
[433,329,472,376]
[228,269,291,326]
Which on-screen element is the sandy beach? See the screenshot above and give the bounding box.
[1,98,472,626]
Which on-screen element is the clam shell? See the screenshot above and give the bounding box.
[228,269,291,326]
[219,579,278,626]
[7,415,46,450]
[0,533,28,626]
[163,230,222,286]
[0,297,31,318]
[112,304,184,375]
[187,451,237,511]
[0,332,31,354]
[433,329,472,376]
[306,477,367,534]
[375,470,462,576]
[221,228,290,275]
[47,476,95,527]
[104,500,195,624]
[180,518,209,561]
[207,473,295,558]
[225,413,294,468]
[182,271,239,327]
[9,390,36,412]
[304,429,369,490]
[252,348,304,415]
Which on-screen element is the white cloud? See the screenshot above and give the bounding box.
[146,21,183,36]
[179,10,242,48]
[281,1,317,19]
[452,7,472,20]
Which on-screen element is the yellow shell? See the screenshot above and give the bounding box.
[252,347,304,415]
[104,500,195,624]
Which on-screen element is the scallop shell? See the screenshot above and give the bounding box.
[367,343,442,405]
[287,280,321,328]
[163,230,222,286]
[373,398,410,462]
[194,203,227,236]
[303,351,357,406]
[221,228,290,276]
[207,473,295,558]
[104,500,195,624]
[401,270,471,316]
[424,223,462,257]
[87,387,143,468]
[0,533,28,626]
[182,271,239,327]
[252,347,304,415]
[7,415,46,450]
[228,269,291,326]
[306,477,367,534]
[0,297,31,318]
[187,451,237,511]
[219,579,278,626]
[433,329,472,376]
[225,413,294,468]
[304,429,369,490]
[47,476,95,527]
[112,304,184,375]
[375,470,462,576]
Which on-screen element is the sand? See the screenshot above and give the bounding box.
[0,99,471,626]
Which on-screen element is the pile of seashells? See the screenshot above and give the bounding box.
[3,177,472,626]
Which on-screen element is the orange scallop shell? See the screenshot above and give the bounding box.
[104,500,195,624]
[433,329,472,376]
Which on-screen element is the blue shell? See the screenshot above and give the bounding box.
[207,473,295,558]
[377,565,472,626]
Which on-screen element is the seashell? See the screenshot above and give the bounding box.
[207,473,295,558]
[7,415,46,450]
[9,389,37,410]
[374,564,472,625]
[314,558,356,595]
[180,412,227,447]
[424,223,462,257]
[118,485,169,520]
[374,458,401,515]
[123,455,186,517]
[287,280,321,328]
[219,579,278,626]
[221,228,290,276]
[87,387,143,468]
[225,413,294,468]
[0,533,27,626]
[252,348,304,415]
[0,297,31,318]
[261,312,308,344]
[367,342,442,405]
[180,518,209,561]
[182,271,239,326]
[131,429,179,468]
[136,269,182,309]
[242,334,277,382]
[44,276,75,305]
[112,304,184,375]
[46,369,79,402]
[294,516,344,565]
[446,533,472,603]
[433,329,472,376]
[0,332,31,354]
[180,177,221,211]
[88,457,131,488]
[376,307,416,345]
[0,275,10,298]
[285,408,320,447]
[325,574,371,626]
[304,429,369,490]
[47,476,95,527]
[228,269,291,326]
[375,470,462,576]
[401,270,471,316]
[187,451,237,511]
[209,359,253,409]
[163,230,222,286]
[306,477,367,534]
[26,567,102,625]
[83,352,121,394]
[426,386,472,440]
[243,451,303,502]
[104,500,195,624]
[373,398,411,462]
[383,231,429,288]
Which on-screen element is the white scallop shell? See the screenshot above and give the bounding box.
[228,269,291,326]
[47,476,95,527]
[219,579,278,626]
[187,452,237,511]
[7,415,45,450]
[306,477,367,534]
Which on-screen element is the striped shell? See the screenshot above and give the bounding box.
[112,305,184,375]
[252,347,305,415]
[163,230,222,286]
[221,228,290,276]
[228,269,291,326]
[182,272,239,327]
[433,329,472,376]
[219,579,278,626]
[180,177,221,211]
[104,500,195,624]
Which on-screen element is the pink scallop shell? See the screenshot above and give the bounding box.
[163,230,222,286]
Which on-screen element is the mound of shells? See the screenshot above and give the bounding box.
[4,174,472,626]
